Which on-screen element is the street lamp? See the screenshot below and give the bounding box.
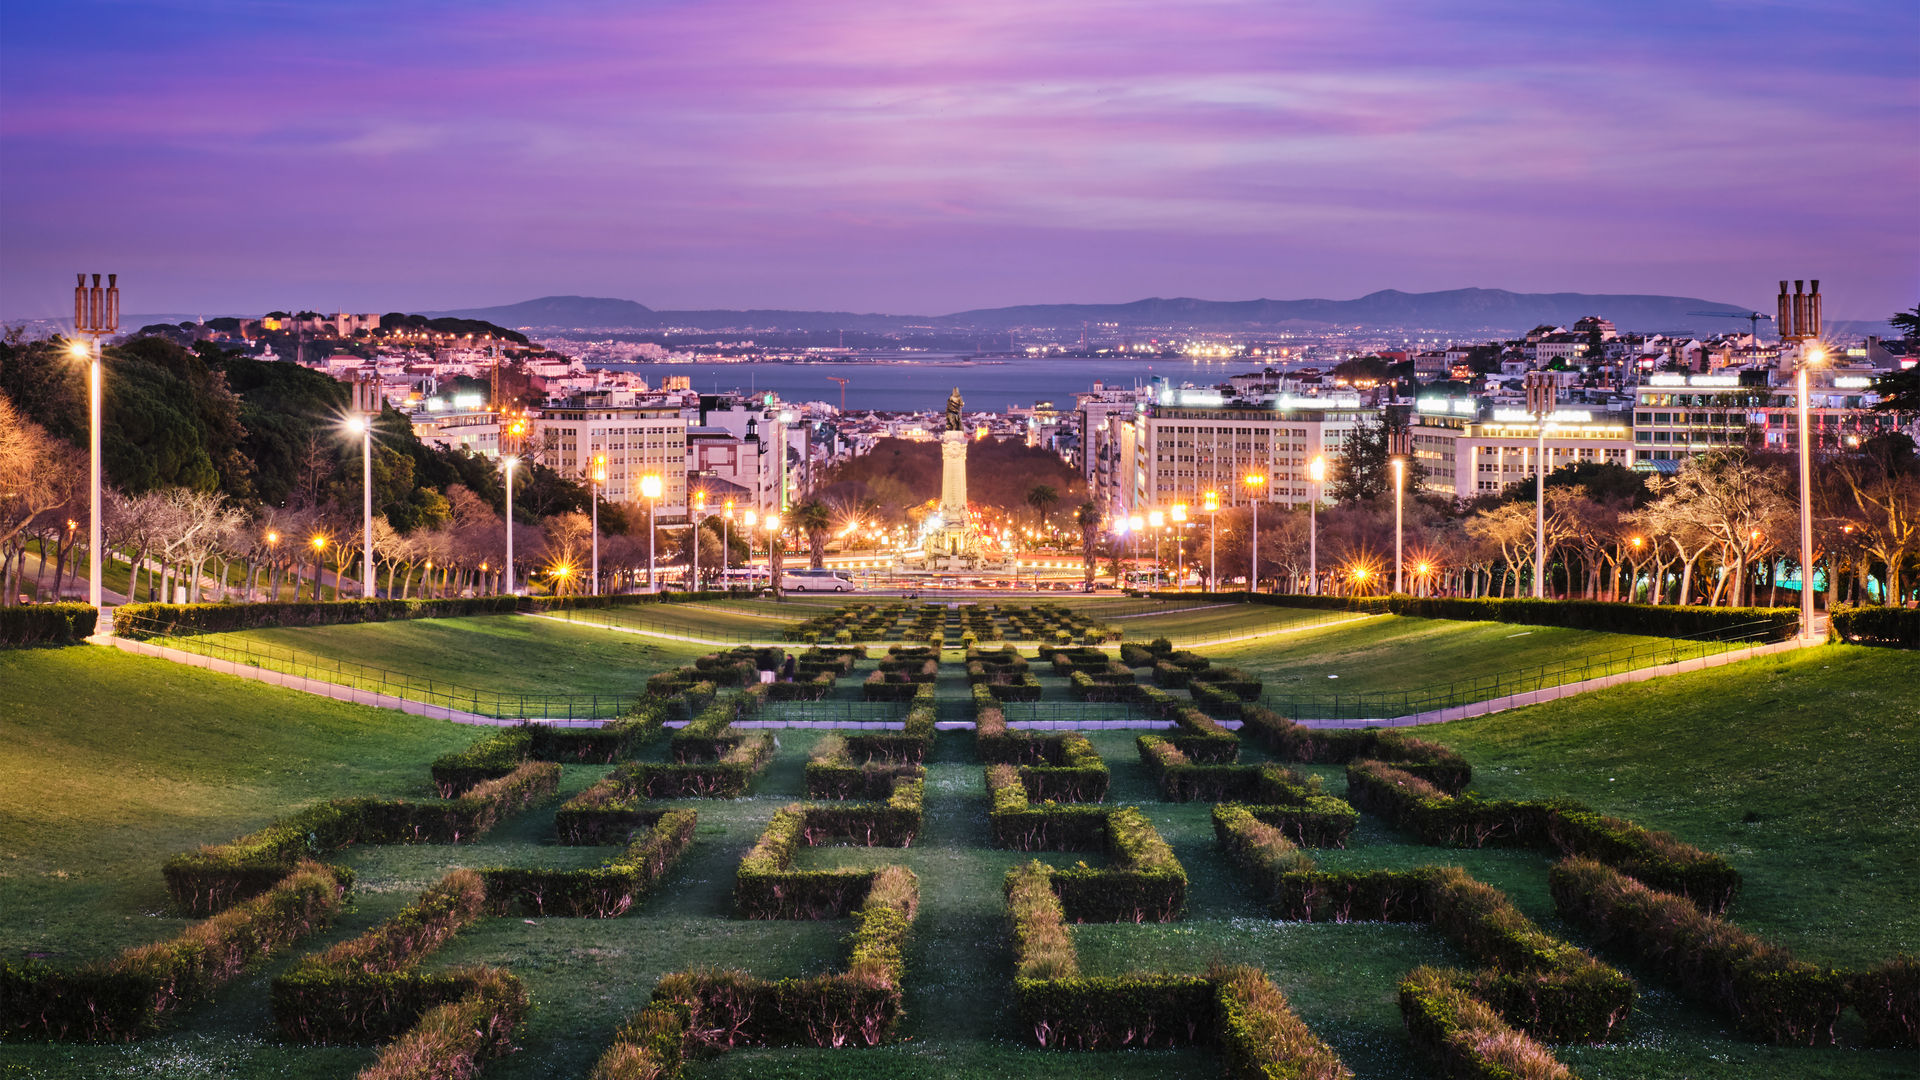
[71,273,117,613]
[345,415,374,598]
[1525,371,1555,599]
[1308,455,1326,595]
[640,473,663,591]
[1243,473,1265,593]
[1415,561,1433,598]
[1795,346,1823,639]
[264,530,279,601]
[1127,513,1145,578]
[1170,504,1188,587]
[1203,490,1219,592]
[590,454,607,596]
[310,534,327,600]
[723,499,735,585]
[503,455,519,595]
[691,488,707,591]
[1392,457,1405,594]
[1148,510,1166,585]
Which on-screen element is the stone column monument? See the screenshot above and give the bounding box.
[929,388,978,567]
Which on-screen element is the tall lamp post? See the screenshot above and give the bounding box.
[1243,473,1265,592]
[311,534,328,600]
[503,456,519,595]
[1392,457,1405,594]
[743,510,758,584]
[1203,490,1218,592]
[640,474,663,591]
[71,273,118,613]
[722,499,734,586]
[346,415,374,598]
[1148,510,1166,585]
[1308,455,1326,595]
[1525,372,1555,599]
[263,530,279,601]
[590,454,607,596]
[1127,514,1145,580]
[691,489,707,591]
[1795,346,1824,639]
[1170,503,1188,588]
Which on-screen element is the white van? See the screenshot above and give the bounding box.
[782,569,856,592]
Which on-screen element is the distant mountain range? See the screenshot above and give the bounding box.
[429,288,1762,335]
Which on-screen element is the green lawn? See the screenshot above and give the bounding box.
[1209,614,1706,707]
[4,637,1914,1079]
[1101,600,1347,643]
[201,615,710,702]
[0,647,476,961]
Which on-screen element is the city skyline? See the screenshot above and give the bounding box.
[2,0,1916,321]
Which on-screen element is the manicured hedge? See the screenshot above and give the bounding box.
[806,737,928,800]
[610,733,772,800]
[843,698,937,764]
[734,782,923,920]
[1831,604,1920,649]
[986,763,1107,851]
[354,967,528,1080]
[162,763,560,916]
[484,810,697,918]
[0,603,99,647]
[1143,591,1800,641]
[1015,733,1109,802]
[1237,705,1472,790]
[585,1002,689,1079]
[669,695,744,761]
[525,591,731,613]
[1052,807,1187,923]
[1,861,350,1042]
[1216,966,1353,1080]
[429,708,665,797]
[272,869,491,1043]
[1399,966,1578,1080]
[660,865,917,1049]
[1851,955,1920,1048]
[1550,857,1845,1045]
[115,596,520,638]
[1347,760,1741,911]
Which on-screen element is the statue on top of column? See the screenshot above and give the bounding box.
[945,387,964,432]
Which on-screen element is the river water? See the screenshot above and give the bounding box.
[590,355,1262,413]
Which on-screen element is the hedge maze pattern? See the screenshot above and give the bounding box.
[3,630,1914,1080]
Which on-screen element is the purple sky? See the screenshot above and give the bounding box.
[3,0,1916,321]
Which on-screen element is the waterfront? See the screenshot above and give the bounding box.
[591,355,1260,412]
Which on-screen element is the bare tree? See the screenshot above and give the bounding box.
[1829,437,1920,606]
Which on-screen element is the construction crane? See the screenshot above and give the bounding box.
[1688,311,1774,339]
[826,376,849,412]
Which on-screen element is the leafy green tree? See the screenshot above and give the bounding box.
[793,499,832,569]
[1026,483,1058,530]
[1329,410,1422,503]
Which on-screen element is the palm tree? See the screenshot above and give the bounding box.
[1026,483,1058,535]
[1075,501,1100,585]
[794,499,833,569]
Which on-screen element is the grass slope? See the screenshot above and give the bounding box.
[0,646,474,960]
[207,615,709,700]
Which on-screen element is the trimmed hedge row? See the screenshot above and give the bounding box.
[1169,705,1239,761]
[1141,744,1358,845]
[843,698,937,764]
[1004,862,1349,1071]
[1551,858,1845,1045]
[1347,760,1740,911]
[525,591,731,613]
[735,781,924,919]
[1237,705,1472,791]
[484,810,697,918]
[584,1002,689,1079]
[354,967,528,1080]
[272,869,491,1043]
[115,596,519,638]
[430,706,667,796]
[613,733,772,800]
[1016,733,1109,802]
[987,764,1108,851]
[1398,966,1578,1080]
[661,865,918,1049]
[0,861,350,1042]
[806,737,928,800]
[668,695,744,762]
[1831,604,1920,649]
[0,602,99,647]
[1142,591,1801,642]
[162,763,561,916]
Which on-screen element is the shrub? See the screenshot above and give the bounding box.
[1547,808,1739,914]
[483,810,697,918]
[1,861,349,1042]
[806,737,928,800]
[162,764,559,916]
[1050,806,1186,923]
[1238,707,1472,790]
[985,763,1107,851]
[1851,955,1919,1048]
[1016,733,1109,802]
[586,1003,688,1080]
[1549,857,1845,1045]
[1399,966,1578,1080]
[0,603,99,647]
[660,867,916,1048]
[355,968,528,1080]
[1212,805,1318,907]
[272,869,491,1043]
[617,734,771,800]
[844,700,936,764]
[114,596,519,639]
[1215,965,1353,1080]
[1830,604,1920,649]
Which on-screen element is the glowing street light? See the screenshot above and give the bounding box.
[590,454,608,596]
[344,414,374,598]
[640,473,663,591]
[1203,490,1219,591]
[722,498,735,585]
[691,488,707,591]
[264,530,279,601]
[1795,345,1823,639]
[1392,457,1405,594]
[503,455,520,595]
[1170,504,1188,587]
[1243,473,1266,593]
[310,533,328,601]
[70,273,118,612]
[1307,455,1326,595]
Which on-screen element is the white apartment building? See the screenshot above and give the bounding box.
[1412,398,1633,498]
[1072,382,1150,493]
[1633,371,1902,468]
[1120,385,1373,512]
[535,402,689,519]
